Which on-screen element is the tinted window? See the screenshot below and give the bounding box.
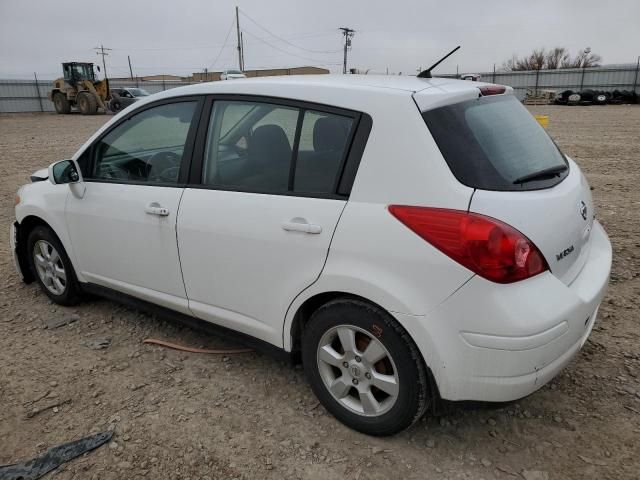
[422,95,568,191]
[294,110,353,193]
[90,102,196,184]
[203,100,298,193]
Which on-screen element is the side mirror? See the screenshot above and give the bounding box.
[48,159,82,185]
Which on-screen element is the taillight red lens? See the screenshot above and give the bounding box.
[479,85,506,96]
[388,206,548,283]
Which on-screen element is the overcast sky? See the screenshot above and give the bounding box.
[1,0,638,79]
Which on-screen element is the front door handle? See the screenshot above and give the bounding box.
[282,218,322,234]
[145,202,170,216]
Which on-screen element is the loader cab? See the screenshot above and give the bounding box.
[62,62,96,85]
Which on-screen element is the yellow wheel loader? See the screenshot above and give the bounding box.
[48,62,110,115]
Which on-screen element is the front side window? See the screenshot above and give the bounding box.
[90,101,197,184]
[203,100,354,195]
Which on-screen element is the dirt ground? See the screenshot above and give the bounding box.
[0,105,639,480]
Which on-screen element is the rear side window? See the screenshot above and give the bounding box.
[294,110,353,194]
[202,100,354,195]
[422,95,568,191]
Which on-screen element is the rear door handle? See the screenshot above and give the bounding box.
[282,218,322,234]
[145,202,170,216]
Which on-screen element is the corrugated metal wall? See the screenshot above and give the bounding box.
[439,66,639,100]
[1,66,639,112]
[0,79,196,113]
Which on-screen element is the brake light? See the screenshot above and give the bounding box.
[388,206,548,283]
[479,85,506,96]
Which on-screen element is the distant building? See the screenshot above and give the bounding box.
[139,74,186,82]
[108,74,188,82]
[191,66,330,82]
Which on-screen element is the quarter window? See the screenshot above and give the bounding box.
[90,101,197,184]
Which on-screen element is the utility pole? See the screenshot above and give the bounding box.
[127,55,134,80]
[633,55,639,94]
[94,44,112,79]
[235,6,243,71]
[339,27,355,74]
[240,31,245,71]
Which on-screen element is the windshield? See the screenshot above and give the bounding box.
[422,95,568,191]
[128,88,150,97]
[226,70,243,74]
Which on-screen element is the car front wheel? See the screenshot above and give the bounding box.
[27,225,82,305]
[302,298,430,436]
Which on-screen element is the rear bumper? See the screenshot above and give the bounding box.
[400,220,611,402]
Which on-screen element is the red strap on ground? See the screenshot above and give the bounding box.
[142,338,252,354]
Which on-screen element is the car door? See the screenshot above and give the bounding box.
[177,97,361,346]
[65,97,203,314]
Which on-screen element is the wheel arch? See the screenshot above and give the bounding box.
[15,206,85,284]
[15,215,54,283]
[288,291,375,354]
[287,288,443,412]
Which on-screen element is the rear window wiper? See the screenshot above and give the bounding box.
[512,164,568,184]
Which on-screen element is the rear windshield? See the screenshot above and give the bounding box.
[422,95,568,191]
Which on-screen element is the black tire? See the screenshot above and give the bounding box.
[109,99,122,112]
[302,298,430,436]
[594,93,608,105]
[27,225,82,306]
[77,93,98,115]
[53,92,71,114]
[567,93,581,104]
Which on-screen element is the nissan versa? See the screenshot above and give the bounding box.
[10,74,611,435]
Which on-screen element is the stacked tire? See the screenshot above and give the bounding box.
[555,89,637,106]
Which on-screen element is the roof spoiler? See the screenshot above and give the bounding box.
[417,46,461,79]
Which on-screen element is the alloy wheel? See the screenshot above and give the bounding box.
[316,325,399,417]
[33,240,67,295]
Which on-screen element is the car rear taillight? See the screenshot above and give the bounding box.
[388,206,548,283]
[479,85,506,96]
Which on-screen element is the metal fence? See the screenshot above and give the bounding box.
[438,65,640,101]
[1,64,639,112]
[0,78,198,113]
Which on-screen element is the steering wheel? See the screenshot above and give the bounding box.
[147,151,181,183]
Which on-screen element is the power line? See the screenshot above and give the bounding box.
[241,29,340,66]
[209,17,236,69]
[339,28,355,74]
[239,9,341,54]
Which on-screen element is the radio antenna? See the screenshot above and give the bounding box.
[417,46,461,78]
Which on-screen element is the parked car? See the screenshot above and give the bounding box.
[460,73,481,81]
[219,69,246,80]
[109,87,151,111]
[10,75,611,436]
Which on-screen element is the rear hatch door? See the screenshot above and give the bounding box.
[471,162,594,285]
[421,91,594,285]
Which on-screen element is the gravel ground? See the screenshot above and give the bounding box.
[1,106,639,480]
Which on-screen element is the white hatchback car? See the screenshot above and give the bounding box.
[11,75,611,435]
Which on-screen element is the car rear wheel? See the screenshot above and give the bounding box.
[27,225,82,305]
[302,298,430,436]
